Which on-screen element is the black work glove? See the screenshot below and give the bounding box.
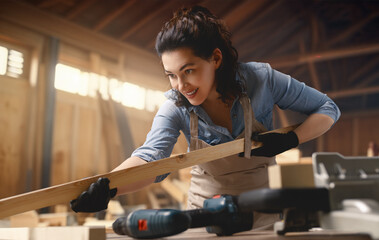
[247,131,299,157]
[70,177,117,213]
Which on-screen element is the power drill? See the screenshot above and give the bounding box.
[112,195,253,239]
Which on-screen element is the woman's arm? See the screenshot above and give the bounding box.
[294,113,335,144]
[111,156,155,196]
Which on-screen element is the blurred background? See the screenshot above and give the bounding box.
[0,0,378,217]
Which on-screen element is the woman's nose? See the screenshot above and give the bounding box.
[178,78,188,91]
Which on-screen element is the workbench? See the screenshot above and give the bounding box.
[106,228,372,240]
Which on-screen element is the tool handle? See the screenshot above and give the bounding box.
[113,209,190,238]
[185,209,214,228]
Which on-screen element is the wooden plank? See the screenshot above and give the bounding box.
[0,226,105,240]
[0,124,298,219]
[106,228,372,240]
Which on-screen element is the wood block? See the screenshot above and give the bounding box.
[0,226,105,240]
[268,163,315,189]
[54,204,68,213]
[10,210,39,227]
[39,212,76,226]
[275,149,301,164]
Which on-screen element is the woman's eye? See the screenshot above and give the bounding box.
[185,69,193,74]
[167,74,176,79]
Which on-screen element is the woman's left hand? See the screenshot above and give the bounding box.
[246,131,299,157]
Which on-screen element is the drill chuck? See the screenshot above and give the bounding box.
[112,209,191,239]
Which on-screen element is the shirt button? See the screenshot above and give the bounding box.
[233,114,237,119]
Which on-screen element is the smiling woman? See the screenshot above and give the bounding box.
[70,5,340,230]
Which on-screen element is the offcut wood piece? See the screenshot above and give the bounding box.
[275,148,301,164]
[10,211,39,227]
[0,124,298,219]
[268,163,315,189]
[105,200,125,220]
[39,212,76,226]
[84,217,114,230]
[0,226,105,240]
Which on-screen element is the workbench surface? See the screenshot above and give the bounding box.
[106,228,372,240]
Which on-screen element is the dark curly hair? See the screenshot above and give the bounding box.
[155,6,243,107]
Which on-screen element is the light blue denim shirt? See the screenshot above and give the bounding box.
[131,62,341,182]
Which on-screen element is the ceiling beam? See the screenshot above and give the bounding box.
[349,56,379,86]
[324,11,379,48]
[356,71,379,88]
[37,0,64,8]
[267,43,379,68]
[223,0,267,31]
[327,85,379,99]
[238,12,303,58]
[66,0,95,20]
[119,1,170,41]
[93,0,136,32]
[0,0,156,60]
[233,0,282,45]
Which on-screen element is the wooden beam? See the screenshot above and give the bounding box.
[41,37,59,192]
[300,40,321,90]
[0,124,298,219]
[223,0,267,31]
[93,0,136,32]
[66,0,95,20]
[356,71,379,88]
[348,57,379,85]
[0,0,156,62]
[0,226,105,240]
[268,43,379,68]
[325,12,379,48]
[37,0,64,8]
[326,85,379,99]
[233,1,282,45]
[119,1,170,41]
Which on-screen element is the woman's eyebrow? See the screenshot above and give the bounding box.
[179,63,195,71]
[164,63,195,73]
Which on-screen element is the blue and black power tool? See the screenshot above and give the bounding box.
[112,194,253,239]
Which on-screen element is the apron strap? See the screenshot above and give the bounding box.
[239,95,253,159]
[190,111,199,151]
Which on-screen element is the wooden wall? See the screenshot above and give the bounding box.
[321,111,379,156]
[0,2,188,202]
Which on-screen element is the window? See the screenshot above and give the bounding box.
[55,63,166,112]
[0,45,25,79]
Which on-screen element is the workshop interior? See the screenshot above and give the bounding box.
[0,0,379,239]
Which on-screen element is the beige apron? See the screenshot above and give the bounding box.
[186,95,279,230]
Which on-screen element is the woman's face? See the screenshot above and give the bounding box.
[162,47,222,106]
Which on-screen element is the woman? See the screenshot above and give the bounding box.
[70,6,340,229]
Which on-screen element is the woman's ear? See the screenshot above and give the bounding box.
[212,48,223,69]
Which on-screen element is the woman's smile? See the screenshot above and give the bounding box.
[184,88,199,98]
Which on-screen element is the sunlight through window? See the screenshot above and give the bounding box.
[0,46,8,75]
[54,63,165,112]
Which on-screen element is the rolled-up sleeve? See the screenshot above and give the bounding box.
[266,63,341,123]
[131,100,183,182]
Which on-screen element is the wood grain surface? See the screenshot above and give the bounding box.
[0,125,298,219]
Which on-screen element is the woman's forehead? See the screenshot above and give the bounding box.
[162,48,201,71]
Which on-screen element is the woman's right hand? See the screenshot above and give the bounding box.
[70,177,117,213]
